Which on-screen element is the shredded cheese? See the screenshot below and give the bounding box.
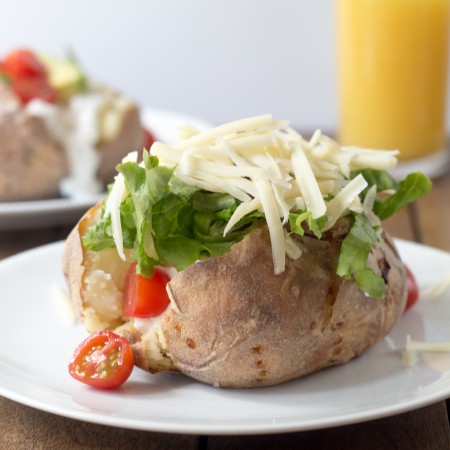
[107,115,399,273]
[291,146,327,219]
[254,178,286,274]
[324,174,368,230]
[362,185,381,227]
[403,334,450,368]
[104,151,138,260]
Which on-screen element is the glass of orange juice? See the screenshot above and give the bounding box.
[336,0,450,178]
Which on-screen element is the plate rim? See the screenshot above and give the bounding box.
[0,238,449,435]
[0,107,214,230]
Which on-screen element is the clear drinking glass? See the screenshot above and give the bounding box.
[336,0,450,178]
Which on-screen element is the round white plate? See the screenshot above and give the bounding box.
[0,239,449,435]
[0,107,213,230]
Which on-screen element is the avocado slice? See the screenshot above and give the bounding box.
[38,52,87,102]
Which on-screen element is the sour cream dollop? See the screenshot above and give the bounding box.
[25,93,106,199]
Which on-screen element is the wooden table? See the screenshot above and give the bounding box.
[1,171,449,449]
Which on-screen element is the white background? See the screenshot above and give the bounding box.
[0,1,448,133]
[0,1,337,130]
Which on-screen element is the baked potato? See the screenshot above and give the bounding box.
[63,205,407,388]
[0,49,146,201]
[0,83,68,200]
[62,115,431,389]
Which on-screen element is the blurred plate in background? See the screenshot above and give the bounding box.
[0,108,213,230]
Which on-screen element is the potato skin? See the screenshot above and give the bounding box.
[162,225,406,388]
[0,108,67,201]
[63,201,132,333]
[63,201,101,323]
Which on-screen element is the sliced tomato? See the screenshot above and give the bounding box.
[404,265,419,312]
[68,330,134,389]
[123,263,170,318]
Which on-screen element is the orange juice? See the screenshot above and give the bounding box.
[336,0,450,161]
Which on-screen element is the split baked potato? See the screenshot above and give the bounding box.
[62,115,430,389]
[63,202,407,388]
[0,49,146,201]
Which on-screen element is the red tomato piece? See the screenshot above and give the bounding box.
[68,330,134,389]
[2,49,47,79]
[404,265,419,312]
[11,77,56,104]
[0,62,7,79]
[123,263,171,318]
[143,128,156,150]
[1,49,56,104]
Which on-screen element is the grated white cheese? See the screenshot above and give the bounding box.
[104,151,138,261]
[324,174,368,230]
[362,185,381,227]
[254,178,286,274]
[284,229,303,260]
[290,146,327,219]
[224,199,261,236]
[343,146,399,171]
[107,115,399,273]
[403,334,450,368]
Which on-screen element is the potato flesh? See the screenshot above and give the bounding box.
[116,319,176,373]
[80,248,129,332]
[75,237,175,371]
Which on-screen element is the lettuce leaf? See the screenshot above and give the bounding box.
[351,168,399,195]
[289,210,327,239]
[336,213,385,298]
[373,172,431,220]
[83,152,260,276]
[351,169,431,220]
[355,268,386,299]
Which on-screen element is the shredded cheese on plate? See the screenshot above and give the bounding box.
[403,334,450,368]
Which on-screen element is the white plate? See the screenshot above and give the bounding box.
[0,239,449,435]
[0,107,213,230]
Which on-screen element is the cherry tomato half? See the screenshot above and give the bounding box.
[123,263,170,318]
[68,330,134,389]
[404,265,419,312]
